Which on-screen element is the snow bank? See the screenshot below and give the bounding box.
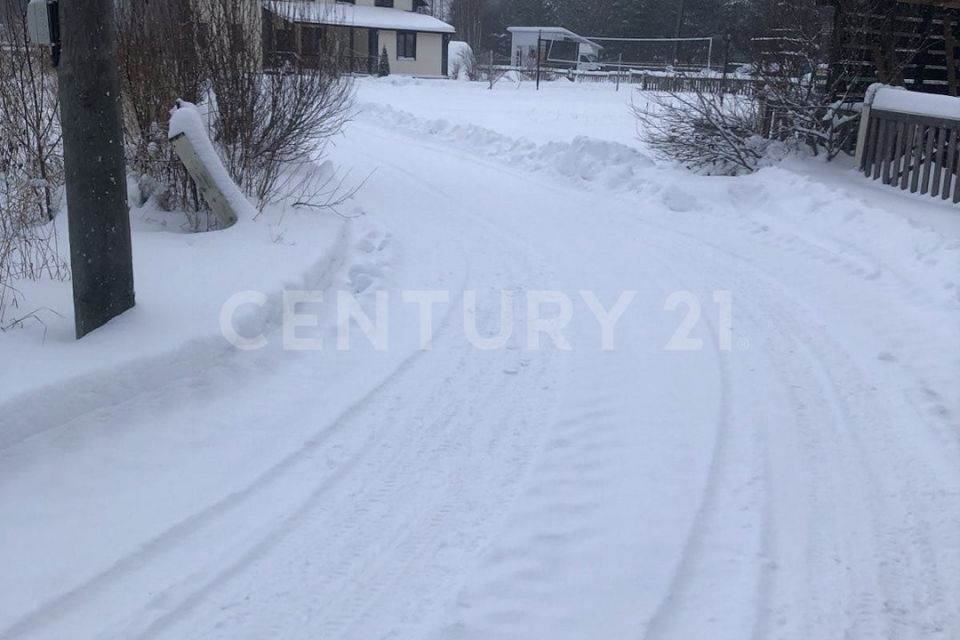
[356,77,640,146]
[0,208,352,441]
[361,103,655,191]
[168,100,258,222]
[871,84,960,120]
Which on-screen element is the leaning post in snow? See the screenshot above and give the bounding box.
[616,53,623,92]
[489,50,495,90]
[169,101,241,229]
[536,30,542,91]
[58,0,135,339]
[854,89,875,170]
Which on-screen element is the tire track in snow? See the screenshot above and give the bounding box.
[135,135,566,640]
[0,220,475,640]
[623,210,960,638]
[2,129,564,640]
[383,104,959,636]
[635,247,773,640]
[355,119,775,640]
[355,107,960,639]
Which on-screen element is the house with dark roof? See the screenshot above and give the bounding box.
[263,0,455,77]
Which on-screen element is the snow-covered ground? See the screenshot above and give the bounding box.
[2,78,959,640]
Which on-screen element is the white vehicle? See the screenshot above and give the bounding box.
[577,43,602,71]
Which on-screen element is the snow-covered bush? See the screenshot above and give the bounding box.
[448,41,476,81]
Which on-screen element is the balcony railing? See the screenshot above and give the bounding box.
[264,50,378,76]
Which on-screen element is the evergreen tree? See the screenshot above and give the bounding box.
[378,45,391,76]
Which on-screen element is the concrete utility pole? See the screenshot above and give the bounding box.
[720,32,731,103]
[672,0,686,65]
[58,0,135,338]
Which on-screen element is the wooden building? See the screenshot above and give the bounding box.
[819,0,960,98]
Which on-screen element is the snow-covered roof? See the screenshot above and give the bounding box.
[507,26,603,49]
[265,2,455,34]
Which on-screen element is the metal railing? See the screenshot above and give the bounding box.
[263,50,378,76]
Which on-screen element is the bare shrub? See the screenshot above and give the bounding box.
[635,4,871,176]
[634,91,766,175]
[0,0,68,323]
[749,22,861,161]
[116,0,209,225]
[115,0,354,226]
[479,51,516,89]
[0,0,62,221]
[204,0,354,211]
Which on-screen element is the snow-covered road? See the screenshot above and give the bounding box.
[2,80,959,640]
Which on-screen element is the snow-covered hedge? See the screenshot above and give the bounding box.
[448,41,475,81]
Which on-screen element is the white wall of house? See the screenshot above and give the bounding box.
[380,30,445,77]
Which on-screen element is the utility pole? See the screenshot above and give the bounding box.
[720,32,732,103]
[58,0,135,338]
[672,0,686,65]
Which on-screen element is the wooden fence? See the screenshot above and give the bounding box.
[632,73,758,97]
[858,107,960,203]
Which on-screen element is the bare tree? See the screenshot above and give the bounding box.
[450,0,482,54]
[204,0,355,210]
[421,0,450,21]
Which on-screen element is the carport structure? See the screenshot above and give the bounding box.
[507,26,603,70]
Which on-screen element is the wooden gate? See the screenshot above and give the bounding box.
[858,106,960,202]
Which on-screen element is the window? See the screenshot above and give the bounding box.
[375,0,394,6]
[397,31,416,60]
[274,27,295,52]
[301,26,323,56]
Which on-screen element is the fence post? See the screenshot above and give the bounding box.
[616,53,622,92]
[488,50,494,90]
[720,33,731,104]
[855,88,879,171]
[536,30,542,91]
[854,103,872,171]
